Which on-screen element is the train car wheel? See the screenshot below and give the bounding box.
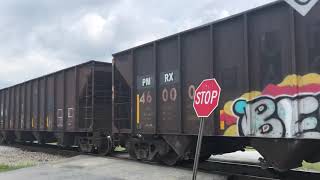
[0,134,6,144]
[159,149,180,166]
[127,140,138,160]
[79,143,94,153]
[97,137,113,156]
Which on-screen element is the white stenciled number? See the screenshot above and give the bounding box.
[188,85,195,100]
[170,87,177,101]
[147,91,152,103]
[140,92,145,104]
[162,88,177,102]
[140,91,152,104]
[162,88,169,102]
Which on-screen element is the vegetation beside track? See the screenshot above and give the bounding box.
[0,164,33,172]
[300,161,320,172]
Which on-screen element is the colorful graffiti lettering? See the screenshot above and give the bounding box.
[220,73,320,138]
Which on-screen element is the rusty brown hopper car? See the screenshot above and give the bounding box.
[0,61,113,154]
[112,1,320,170]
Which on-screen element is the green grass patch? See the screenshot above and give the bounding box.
[114,146,126,152]
[0,164,33,173]
[245,146,256,151]
[300,161,320,172]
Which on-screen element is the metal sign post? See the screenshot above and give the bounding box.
[192,117,205,180]
[192,78,221,180]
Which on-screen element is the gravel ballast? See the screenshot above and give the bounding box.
[0,145,67,167]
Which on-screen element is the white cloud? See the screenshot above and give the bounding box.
[75,13,109,40]
[0,51,66,87]
[0,0,276,88]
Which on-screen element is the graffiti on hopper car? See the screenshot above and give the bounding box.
[220,73,320,138]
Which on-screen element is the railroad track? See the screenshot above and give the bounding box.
[5,143,320,180]
[194,160,320,180]
[7,143,81,157]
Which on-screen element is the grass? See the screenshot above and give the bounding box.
[114,146,126,152]
[0,164,32,173]
[245,147,256,151]
[300,161,320,172]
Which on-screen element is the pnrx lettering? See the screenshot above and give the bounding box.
[164,72,174,83]
[137,75,154,89]
[160,70,179,85]
[142,77,151,87]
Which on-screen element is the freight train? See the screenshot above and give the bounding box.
[1,0,320,171]
[0,61,113,155]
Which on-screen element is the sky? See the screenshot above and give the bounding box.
[0,0,275,88]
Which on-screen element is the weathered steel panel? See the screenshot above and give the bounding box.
[112,0,320,138]
[134,45,156,133]
[78,65,92,129]
[9,88,14,129]
[181,27,213,135]
[0,91,3,129]
[248,4,292,91]
[65,68,76,131]
[15,86,20,129]
[0,61,110,134]
[213,17,248,135]
[20,83,25,129]
[39,78,46,130]
[113,52,132,132]
[56,72,65,130]
[4,90,8,129]
[32,80,39,130]
[25,82,32,130]
[157,37,181,133]
[46,75,55,130]
[92,63,113,133]
[4,89,9,129]
[295,3,320,75]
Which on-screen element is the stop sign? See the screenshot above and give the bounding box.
[193,79,221,118]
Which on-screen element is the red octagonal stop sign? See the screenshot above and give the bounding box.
[193,79,221,118]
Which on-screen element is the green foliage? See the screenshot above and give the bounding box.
[300,161,320,172]
[0,164,33,173]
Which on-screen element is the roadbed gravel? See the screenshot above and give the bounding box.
[0,145,70,167]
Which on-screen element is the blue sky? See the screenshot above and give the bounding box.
[0,0,274,88]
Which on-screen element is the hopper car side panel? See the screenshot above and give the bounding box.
[0,61,112,150]
[113,1,320,139]
[65,68,76,131]
[39,77,46,130]
[113,1,320,170]
[0,92,3,129]
[113,53,133,133]
[14,85,20,130]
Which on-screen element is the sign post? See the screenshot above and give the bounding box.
[192,117,205,180]
[192,79,221,180]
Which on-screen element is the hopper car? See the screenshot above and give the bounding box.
[0,61,113,155]
[113,0,320,171]
[1,0,320,171]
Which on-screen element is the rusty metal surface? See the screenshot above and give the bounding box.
[157,37,180,133]
[0,61,111,134]
[113,1,320,138]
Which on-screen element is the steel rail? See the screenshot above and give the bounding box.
[5,143,320,180]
